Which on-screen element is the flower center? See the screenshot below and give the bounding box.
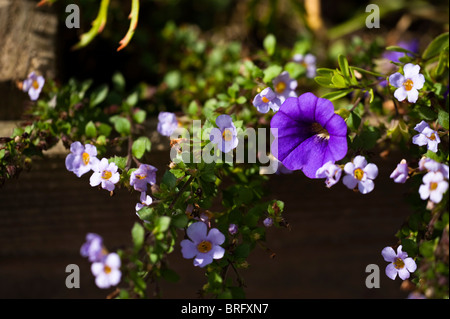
[104,265,112,274]
[403,79,414,91]
[222,129,233,142]
[102,170,112,180]
[136,174,147,180]
[430,182,438,191]
[32,80,40,90]
[393,257,405,269]
[197,240,212,253]
[310,122,330,139]
[275,81,286,93]
[428,133,436,141]
[354,168,364,181]
[261,96,270,103]
[82,152,90,165]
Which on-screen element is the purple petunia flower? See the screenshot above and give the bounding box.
[381,245,417,280]
[209,114,239,153]
[272,71,298,103]
[157,112,178,136]
[270,92,348,179]
[80,233,106,262]
[342,156,378,194]
[180,222,225,268]
[390,159,409,184]
[65,142,99,177]
[91,252,122,289]
[419,171,448,204]
[252,87,282,113]
[89,158,120,192]
[293,53,317,78]
[389,63,425,103]
[315,161,342,188]
[412,121,440,153]
[23,72,45,101]
[130,164,158,192]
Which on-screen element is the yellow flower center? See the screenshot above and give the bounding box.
[82,152,90,165]
[222,129,233,142]
[102,170,112,180]
[430,182,438,191]
[32,80,40,90]
[136,174,147,180]
[403,79,414,91]
[104,265,112,274]
[428,133,436,141]
[393,257,405,269]
[354,168,364,181]
[261,96,270,103]
[197,240,212,253]
[275,81,286,93]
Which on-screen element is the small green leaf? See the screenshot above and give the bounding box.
[331,73,347,88]
[110,116,131,136]
[236,96,247,104]
[321,89,352,101]
[109,156,127,170]
[438,109,449,130]
[263,65,282,83]
[132,136,151,159]
[161,170,177,190]
[90,84,109,107]
[263,34,276,56]
[154,216,171,234]
[131,222,145,251]
[338,54,350,80]
[112,72,126,92]
[85,121,97,138]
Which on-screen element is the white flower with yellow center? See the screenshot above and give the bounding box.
[65,141,99,177]
[412,121,441,153]
[389,63,425,103]
[342,155,378,194]
[272,71,298,103]
[419,171,448,204]
[89,158,120,192]
[91,253,121,289]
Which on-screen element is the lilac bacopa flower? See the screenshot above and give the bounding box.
[23,72,45,101]
[209,114,238,153]
[180,222,225,268]
[382,245,417,280]
[157,112,178,136]
[315,161,342,188]
[419,171,448,204]
[342,156,378,194]
[91,252,122,289]
[293,53,317,78]
[252,87,282,113]
[130,164,158,192]
[272,71,298,102]
[263,217,273,227]
[89,158,120,192]
[228,224,238,235]
[270,92,348,179]
[412,121,440,153]
[65,141,99,177]
[419,157,449,179]
[135,192,153,211]
[389,63,425,103]
[80,233,106,262]
[390,159,409,184]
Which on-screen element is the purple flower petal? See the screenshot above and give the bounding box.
[389,73,405,88]
[180,240,198,259]
[206,228,226,246]
[385,264,398,280]
[381,246,397,262]
[186,222,207,244]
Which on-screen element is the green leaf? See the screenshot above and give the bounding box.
[338,55,350,80]
[171,213,188,229]
[321,89,352,101]
[90,84,109,107]
[98,123,112,137]
[438,109,449,130]
[164,70,181,90]
[401,238,418,256]
[125,91,139,107]
[161,268,180,283]
[284,61,304,79]
[331,73,347,88]
[234,243,251,259]
[85,121,97,138]
[263,34,276,56]
[263,65,282,83]
[110,116,131,136]
[131,222,145,251]
[112,72,126,92]
[154,216,171,234]
[314,76,334,88]
[132,136,151,159]
[422,32,449,60]
[132,109,146,124]
[236,96,247,104]
[161,170,177,190]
